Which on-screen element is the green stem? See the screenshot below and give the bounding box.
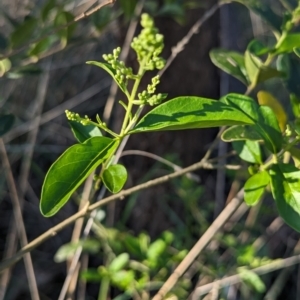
[98,276,110,300]
[120,65,145,136]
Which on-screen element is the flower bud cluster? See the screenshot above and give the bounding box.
[103,47,135,85]
[65,110,91,125]
[138,75,167,106]
[131,13,165,70]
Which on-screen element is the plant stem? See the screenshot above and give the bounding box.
[120,65,145,136]
[98,277,110,300]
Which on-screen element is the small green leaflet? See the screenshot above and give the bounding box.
[233,140,262,164]
[86,61,127,93]
[131,96,254,133]
[40,137,118,217]
[102,164,127,193]
[269,164,300,232]
[244,171,270,206]
[221,125,262,142]
[68,121,102,143]
[209,49,248,85]
[274,34,300,54]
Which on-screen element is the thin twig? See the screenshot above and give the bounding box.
[192,254,300,298]
[0,139,40,300]
[1,0,116,60]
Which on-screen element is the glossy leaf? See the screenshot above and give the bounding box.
[209,49,248,85]
[69,121,102,143]
[40,137,118,217]
[247,39,270,56]
[0,114,15,136]
[245,49,282,85]
[222,94,282,153]
[10,17,38,48]
[233,140,262,164]
[131,96,254,133]
[257,91,287,132]
[86,61,127,93]
[102,164,127,193]
[244,171,270,206]
[257,106,282,153]
[269,164,300,232]
[221,125,262,142]
[275,34,300,54]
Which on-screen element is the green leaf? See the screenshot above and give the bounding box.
[102,164,127,193]
[80,269,102,282]
[41,0,56,22]
[209,49,248,85]
[233,140,262,164]
[111,270,135,289]
[147,239,166,260]
[68,121,102,143]
[244,171,270,206]
[269,164,300,232]
[222,94,282,153]
[275,34,300,54]
[247,39,270,56]
[54,11,76,48]
[40,137,118,217]
[131,96,254,133]
[109,253,130,273]
[245,48,282,85]
[294,48,300,58]
[221,125,262,142]
[10,17,38,48]
[28,36,56,57]
[0,114,15,136]
[257,106,282,153]
[257,91,287,132]
[86,61,127,93]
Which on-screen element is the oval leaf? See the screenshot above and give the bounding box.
[269,164,300,232]
[40,137,118,216]
[209,49,248,85]
[222,125,262,142]
[102,164,127,193]
[109,253,130,272]
[86,61,127,93]
[69,121,102,143]
[233,140,262,164]
[275,34,300,54]
[131,96,254,133]
[244,171,270,206]
[0,114,15,137]
[257,91,287,132]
